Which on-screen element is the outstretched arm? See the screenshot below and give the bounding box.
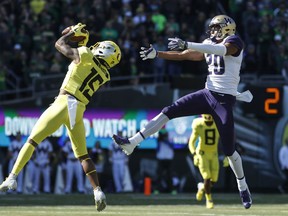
[139,45,204,61]
[168,37,240,56]
[158,49,204,61]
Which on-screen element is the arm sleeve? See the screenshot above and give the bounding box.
[187,42,227,56]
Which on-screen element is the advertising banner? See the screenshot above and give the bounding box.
[0,108,195,149]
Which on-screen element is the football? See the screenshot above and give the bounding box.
[61,26,86,42]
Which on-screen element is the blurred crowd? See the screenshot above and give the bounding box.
[0,0,288,92]
[0,134,131,194]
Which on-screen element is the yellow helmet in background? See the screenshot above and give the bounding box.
[202,114,213,122]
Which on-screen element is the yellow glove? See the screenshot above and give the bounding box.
[193,154,200,167]
[223,156,229,167]
[71,23,89,47]
[78,30,89,46]
[71,23,87,36]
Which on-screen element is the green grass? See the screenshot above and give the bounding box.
[0,193,288,216]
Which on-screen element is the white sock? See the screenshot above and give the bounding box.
[94,186,102,192]
[8,173,17,179]
[128,112,169,147]
[141,113,169,138]
[228,151,247,191]
[237,177,247,191]
[198,182,204,190]
[129,133,144,146]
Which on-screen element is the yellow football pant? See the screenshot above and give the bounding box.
[198,151,219,182]
[12,95,87,175]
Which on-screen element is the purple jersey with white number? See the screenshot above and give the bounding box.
[204,35,244,96]
[162,35,243,156]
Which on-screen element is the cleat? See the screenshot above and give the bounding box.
[94,187,106,212]
[112,134,136,155]
[0,176,17,192]
[196,182,204,201]
[240,188,252,209]
[206,200,214,209]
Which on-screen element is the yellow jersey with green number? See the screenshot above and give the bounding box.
[60,46,110,105]
[189,117,220,154]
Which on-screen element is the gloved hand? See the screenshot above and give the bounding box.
[78,30,89,46]
[168,37,188,51]
[71,23,88,37]
[71,23,89,46]
[139,44,158,60]
[223,156,229,168]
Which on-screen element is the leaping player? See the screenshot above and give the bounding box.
[113,15,252,209]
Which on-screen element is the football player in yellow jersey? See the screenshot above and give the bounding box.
[0,23,121,212]
[188,114,220,209]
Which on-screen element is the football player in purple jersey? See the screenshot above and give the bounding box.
[113,15,252,209]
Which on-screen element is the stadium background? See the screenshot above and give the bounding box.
[0,0,288,194]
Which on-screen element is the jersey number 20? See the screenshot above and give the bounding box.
[206,54,225,75]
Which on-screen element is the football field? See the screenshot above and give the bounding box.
[0,193,287,216]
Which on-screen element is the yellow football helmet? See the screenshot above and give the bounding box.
[202,114,213,122]
[208,15,236,41]
[90,41,121,69]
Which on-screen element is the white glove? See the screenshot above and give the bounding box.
[94,186,106,212]
[139,44,158,60]
[168,37,188,51]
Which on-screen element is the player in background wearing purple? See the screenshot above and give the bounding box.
[109,131,129,193]
[62,139,85,194]
[113,15,252,209]
[33,138,53,194]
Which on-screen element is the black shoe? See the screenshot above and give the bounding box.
[240,189,252,209]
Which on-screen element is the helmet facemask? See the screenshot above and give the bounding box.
[90,41,121,69]
[202,114,214,126]
[208,24,223,41]
[202,114,213,122]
